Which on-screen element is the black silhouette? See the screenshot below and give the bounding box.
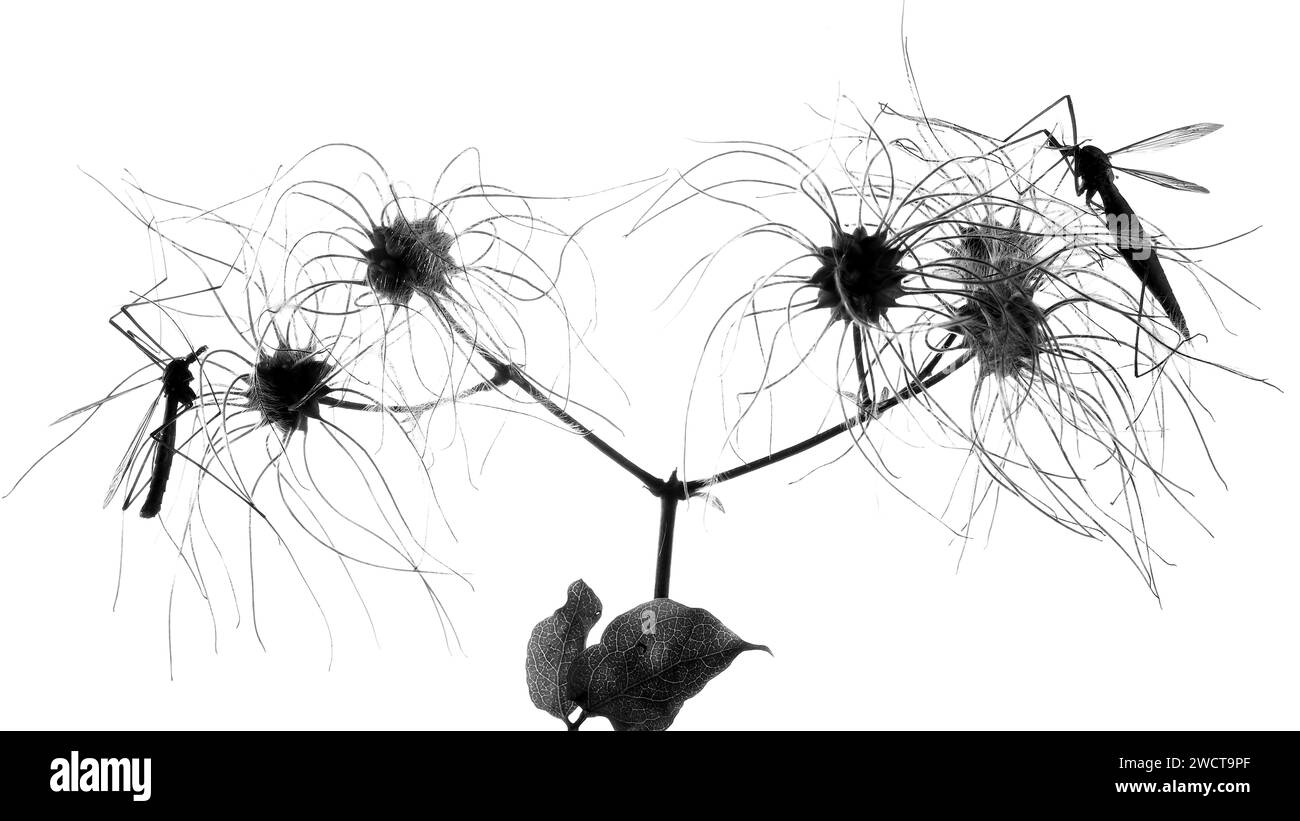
[139,348,206,518]
[1047,123,1221,338]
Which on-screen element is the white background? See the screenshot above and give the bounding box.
[1,0,1296,730]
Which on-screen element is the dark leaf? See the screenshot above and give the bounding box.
[526,579,602,725]
[567,598,769,731]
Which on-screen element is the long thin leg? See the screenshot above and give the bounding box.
[1002,94,1078,148]
[110,283,223,365]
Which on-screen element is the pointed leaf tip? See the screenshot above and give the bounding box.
[526,579,602,725]
[567,597,768,731]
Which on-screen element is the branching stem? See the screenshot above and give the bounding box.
[425,296,970,599]
[432,300,664,491]
[683,343,969,495]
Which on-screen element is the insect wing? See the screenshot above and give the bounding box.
[1110,123,1222,156]
[53,374,159,425]
[103,390,161,508]
[1113,166,1211,193]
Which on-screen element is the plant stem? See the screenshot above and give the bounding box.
[425,296,970,602]
[501,361,664,491]
[317,371,508,414]
[852,325,868,403]
[682,348,971,496]
[653,471,685,599]
[431,299,664,491]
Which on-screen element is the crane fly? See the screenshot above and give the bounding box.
[1045,122,1221,339]
[885,94,1220,341]
[103,345,208,519]
[4,282,231,520]
[999,95,1219,340]
[1054,122,1222,202]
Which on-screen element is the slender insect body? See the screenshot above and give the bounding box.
[138,348,207,519]
[1092,183,1189,336]
[1049,121,1222,339]
[137,394,182,519]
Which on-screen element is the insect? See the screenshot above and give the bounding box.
[887,95,1219,340]
[4,280,236,523]
[99,287,222,519]
[1045,122,1222,340]
[114,346,208,519]
[999,96,1218,339]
